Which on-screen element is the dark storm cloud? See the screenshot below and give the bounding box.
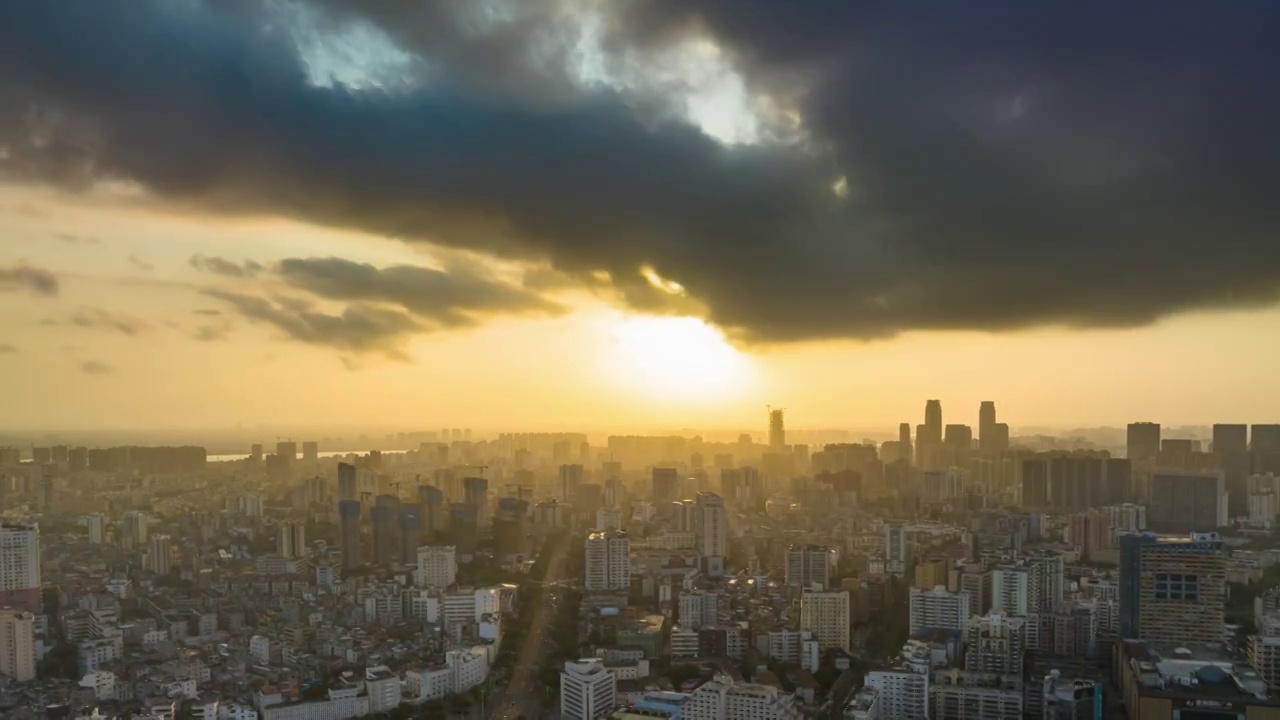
[0,264,59,296]
[276,256,564,327]
[203,289,421,358]
[189,255,263,278]
[1,2,1279,343]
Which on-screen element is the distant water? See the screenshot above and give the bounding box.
[207,449,410,462]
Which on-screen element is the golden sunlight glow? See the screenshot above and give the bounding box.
[609,316,754,402]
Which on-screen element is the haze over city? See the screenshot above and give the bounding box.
[2,3,1280,720]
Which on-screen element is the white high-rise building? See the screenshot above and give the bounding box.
[866,667,929,720]
[561,658,616,720]
[679,590,720,630]
[909,585,972,640]
[800,589,851,652]
[683,674,803,720]
[0,608,36,682]
[416,545,458,589]
[991,564,1031,615]
[147,535,172,576]
[696,492,727,577]
[585,530,630,592]
[276,521,306,558]
[86,514,105,544]
[0,524,41,612]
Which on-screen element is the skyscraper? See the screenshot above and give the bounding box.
[0,524,41,612]
[398,505,422,563]
[1215,423,1251,517]
[800,589,851,652]
[276,441,297,464]
[1126,422,1161,463]
[0,609,35,682]
[584,529,630,592]
[372,505,397,566]
[337,462,357,502]
[1119,532,1225,643]
[418,485,445,540]
[978,401,996,446]
[560,659,616,720]
[148,534,172,576]
[652,467,679,509]
[463,476,489,527]
[558,464,584,502]
[339,500,362,570]
[768,408,786,449]
[1149,470,1228,532]
[277,520,306,558]
[918,399,943,468]
[785,545,831,590]
[416,545,457,589]
[302,441,319,462]
[697,492,727,577]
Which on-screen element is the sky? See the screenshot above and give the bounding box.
[1,1,1278,433]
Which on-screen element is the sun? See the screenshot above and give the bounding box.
[607,316,754,402]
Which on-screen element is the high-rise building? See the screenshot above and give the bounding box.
[463,477,489,527]
[696,492,728,577]
[276,441,297,465]
[86,513,105,544]
[277,521,306,558]
[785,545,831,590]
[338,463,357,502]
[418,485,445,540]
[1048,454,1107,512]
[1253,431,1280,477]
[0,524,41,612]
[1214,423,1252,517]
[769,408,786,449]
[1119,531,1225,643]
[560,659,616,720]
[1148,470,1228,532]
[398,505,422,563]
[302,441,319,462]
[584,530,630,592]
[991,564,1032,616]
[885,525,909,577]
[965,612,1026,675]
[1127,422,1162,463]
[899,423,913,464]
[1021,458,1049,509]
[978,401,1008,455]
[147,534,172,576]
[416,545,457,589]
[372,505,397,567]
[0,609,35,682]
[558,464,584,502]
[120,511,147,549]
[800,589,851,652]
[866,665,929,720]
[652,468,679,509]
[339,500,362,570]
[909,586,971,640]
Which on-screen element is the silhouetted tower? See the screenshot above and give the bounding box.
[768,407,786,449]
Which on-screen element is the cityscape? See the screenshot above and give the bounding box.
[3,2,1280,720]
[2,405,1280,719]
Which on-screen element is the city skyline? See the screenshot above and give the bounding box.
[3,1,1280,431]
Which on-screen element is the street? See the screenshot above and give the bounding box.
[488,539,571,720]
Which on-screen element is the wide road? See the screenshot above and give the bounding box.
[489,538,571,720]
